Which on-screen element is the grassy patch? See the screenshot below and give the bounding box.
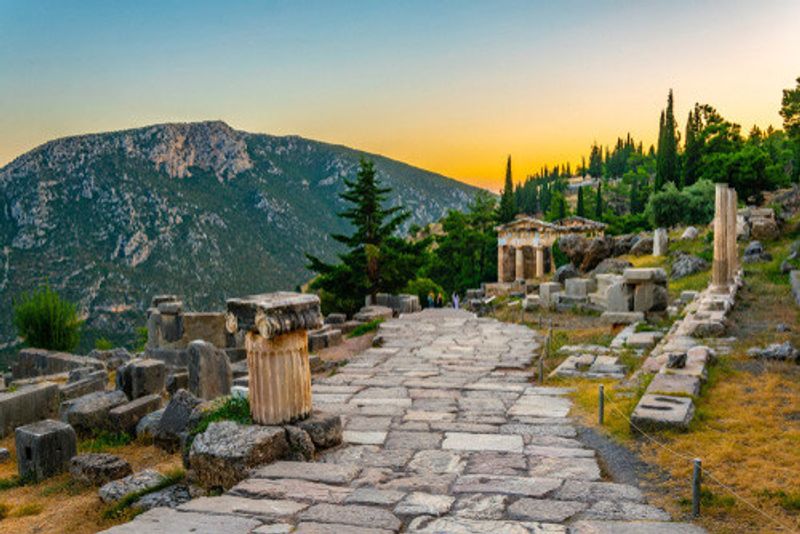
[347,318,384,338]
[0,475,26,492]
[79,431,133,453]
[101,467,185,520]
[0,502,9,520]
[190,395,252,439]
[10,502,43,518]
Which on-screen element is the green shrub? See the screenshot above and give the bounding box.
[13,285,82,351]
[403,277,444,308]
[191,396,252,439]
[134,326,148,352]
[551,239,570,269]
[94,337,114,350]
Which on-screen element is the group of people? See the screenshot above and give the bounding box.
[426,291,460,309]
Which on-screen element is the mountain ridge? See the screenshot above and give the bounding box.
[0,121,481,350]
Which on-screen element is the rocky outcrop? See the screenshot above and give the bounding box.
[670,253,708,280]
[70,453,132,485]
[747,342,799,362]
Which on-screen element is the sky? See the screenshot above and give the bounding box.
[1,1,798,190]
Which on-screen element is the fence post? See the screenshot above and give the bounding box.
[692,458,702,518]
[538,356,544,385]
[598,384,604,426]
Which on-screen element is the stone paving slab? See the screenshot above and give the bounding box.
[108,309,703,533]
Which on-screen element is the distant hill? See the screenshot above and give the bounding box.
[0,121,480,350]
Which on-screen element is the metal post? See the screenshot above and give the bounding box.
[598,384,604,426]
[538,356,544,385]
[692,458,702,518]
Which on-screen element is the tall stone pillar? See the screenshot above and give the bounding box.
[226,292,322,425]
[497,246,506,282]
[515,247,525,282]
[712,183,729,291]
[535,247,545,278]
[727,187,738,282]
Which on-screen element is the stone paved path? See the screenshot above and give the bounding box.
[106,309,705,533]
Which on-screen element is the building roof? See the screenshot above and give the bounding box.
[496,214,606,233]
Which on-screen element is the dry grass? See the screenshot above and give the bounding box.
[0,435,182,533]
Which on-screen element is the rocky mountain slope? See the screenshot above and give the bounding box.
[0,121,480,349]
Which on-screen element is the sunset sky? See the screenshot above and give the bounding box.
[1,0,798,190]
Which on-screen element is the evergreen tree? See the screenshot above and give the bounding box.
[576,186,585,217]
[683,105,703,187]
[496,155,516,223]
[629,178,639,213]
[656,89,679,189]
[781,76,800,181]
[587,143,603,178]
[595,182,603,220]
[307,157,427,314]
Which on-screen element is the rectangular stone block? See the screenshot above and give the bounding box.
[539,283,562,306]
[15,419,77,481]
[605,282,631,312]
[119,359,167,400]
[630,394,694,432]
[109,394,163,435]
[647,373,701,397]
[600,312,644,325]
[623,268,667,284]
[442,432,523,453]
[565,278,596,299]
[0,382,60,438]
[12,348,104,380]
[180,312,228,348]
[59,370,108,401]
[65,390,129,435]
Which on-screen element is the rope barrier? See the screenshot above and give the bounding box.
[601,391,799,533]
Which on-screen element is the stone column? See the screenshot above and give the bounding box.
[226,292,322,425]
[535,247,545,278]
[497,246,505,282]
[653,228,668,257]
[515,247,525,282]
[712,183,729,291]
[727,187,738,281]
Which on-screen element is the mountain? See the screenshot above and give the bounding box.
[0,121,481,350]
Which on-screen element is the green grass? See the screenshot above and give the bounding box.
[190,395,252,440]
[79,431,133,453]
[759,489,800,512]
[0,502,9,519]
[0,475,27,492]
[10,502,44,518]
[679,488,736,509]
[347,318,384,338]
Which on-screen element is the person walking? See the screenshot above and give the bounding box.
[452,293,460,309]
[436,292,444,308]
[427,291,435,309]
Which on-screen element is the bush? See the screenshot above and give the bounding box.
[551,239,570,269]
[94,337,114,350]
[646,179,715,228]
[13,285,82,351]
[403,277,444,308]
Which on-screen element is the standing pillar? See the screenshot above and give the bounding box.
[497,246,506,282]
[535,247,545,278]
[515,247,525,282]
[712,183,729,291]
[226,292,322,425]
[726,187,738,282]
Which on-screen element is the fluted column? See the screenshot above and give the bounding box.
[535,247,545,278]
[497,246,506,282]
[712,183,729,291]
[515,247,525,282]
[727,187,738,282]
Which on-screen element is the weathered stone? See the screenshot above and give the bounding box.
[648,373,701,397]
[442,432,523,453]
[295,411,343,449]
[325,313,347,325]
[345,488,406,505]
[553,264,579,285]
[293,522,393,534]
[179,495,307,519]
[12,348,104,380]
[582,500,671,521]
[539,283,562,307]
[553,480,644,503]
[117,359,166,400]
[750,217,779,241]
[666,352,687,369]
[631,394,695,432]
[452,494,508,519]
[529,456,601,481]
[70,453,132,485]
[354,305,394,322]
[87,348,132,371]
[254,460,360,484]
[623,267,667,284]
[98,507,260,533]
[233,477,352,503]
[570,520,706,533]
[680,226,699,240]
[629,236,653,256]
[189,421,289,490]
[135,408,164,441]
[565,278,596,299]
[154,388,202,452]
[187,340,232,400]
[508,498,587,522]
[408,450,465,474]
[286,425,316,461]
[452,474,562,497]
[605,282,632,312]
[0,382,60,437]
[308,327,344,353]
[385,430,443,450]
[671,253,708,280]
[652,228,668,256]
[65,390,128,435]
[394,491,454,516]
[298,503,401,532]
[166,371,189,396]
[60,370,108,401]
[591,258,633,276]
[580,237,615,272]
[747,341,799,362]
[109,394,162,435]
[15,419,77,481]
[134,483,194,510]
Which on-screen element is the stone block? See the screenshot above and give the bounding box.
[325,313,347,325]
[59,370,108,401]
[354,305,394,322]
[144,347,189,368]
[0,382,60,438]
[630,394,694,432]
[12,348,104,380]
[87,348,132,371]
[652,228,668,256]
[15,419,77,481]
[70,453,132,485]
[187,340,232,400]
[648,373,701,397]
[294,411,343,449]
[623,268,667,284]
[181,312,227,348]
[109,394,163,435]
[605,282,632,312]
[118,359,166,400]
[135,408,164,441]
[680,226,699,240]
[565,278,597,299]
[226,292,323,339]
[154,389,202,452]
[99,469,166,503]
[188,421,289,490]
[632,283,668,312]
[166,370,189,396]
[65,390,129,435]
[625,332,661,349]
[539,282,562,306]
[308,327,344,353]
[600,312,644,325]
[339,320,363,335]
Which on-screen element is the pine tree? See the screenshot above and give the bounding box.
[496,155,516,223]
[595,182,603,220]
[588,144,603,178]
[307,157,427,314]
[656,89,679,189]
[683,105,703,187]
[576,186,585,217]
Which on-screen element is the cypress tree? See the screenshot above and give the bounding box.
[656,89,679,189]
[683,105,703,187]
[577,186,585,217]
[496,156,516,223]
[595,182,603,220]
[629,178,638,213]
